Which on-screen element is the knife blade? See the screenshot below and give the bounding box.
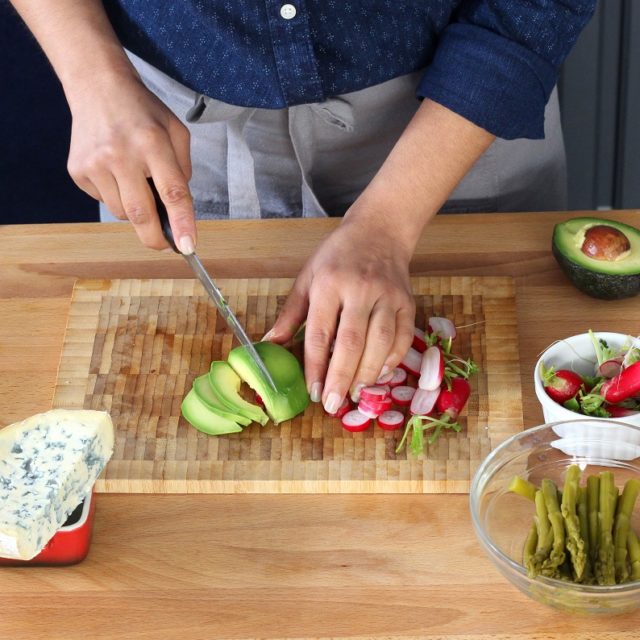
[148,179,278,393]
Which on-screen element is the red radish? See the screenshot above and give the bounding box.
[377,410,405,431]
[376,369,394,385]
[391,385,416,407]
[341,409,372,432]
[604,404,638,418]
[255,393,264,407]
[436,377,471,420]
[360,385,390,403]
[541,366,584,404]
[410,387,440,416]
[428,316,456,341]
[418,346,444,391]
[400,347,422,376]
[358,397,393,418]
[327,397,351,419]
[388,367,407,388]
[601,361,640,403]
[598,357,623,379]
[412,327,427,353]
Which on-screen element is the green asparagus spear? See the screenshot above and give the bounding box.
[628,529,640,582]
[561,465,586,581]
[587,475,600,565]
[541,479,565,577]
[613,478,640,583]
[596,471,617,585]
[523,521,538,569]
[508,475,537,502]
[528,489,553,577]
[577,485,592,582]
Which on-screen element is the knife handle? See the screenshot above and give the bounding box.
[147,178,180,254]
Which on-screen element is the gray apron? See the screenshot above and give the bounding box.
[100,49,567,221]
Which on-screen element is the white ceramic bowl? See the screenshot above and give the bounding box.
[534,332,640,459]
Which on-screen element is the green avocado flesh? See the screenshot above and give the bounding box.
[181,389,243,435]
[192,375,252,426]
[228,341,310,425]
[208,361,269,425]
[552,217,640,300]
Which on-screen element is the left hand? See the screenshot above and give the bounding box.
[265,213,416,414]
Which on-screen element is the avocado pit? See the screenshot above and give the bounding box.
[581,225,631,261]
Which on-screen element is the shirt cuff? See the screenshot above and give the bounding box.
[417,23,558,140]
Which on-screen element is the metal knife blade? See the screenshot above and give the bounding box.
[148,179,278,393]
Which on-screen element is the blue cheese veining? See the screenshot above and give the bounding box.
[0,410,114,560]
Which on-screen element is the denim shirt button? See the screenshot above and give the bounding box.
[280,4,296,19]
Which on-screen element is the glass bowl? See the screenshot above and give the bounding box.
[470,419,640,615]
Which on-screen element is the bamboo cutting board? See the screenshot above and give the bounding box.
[52,276,522,493]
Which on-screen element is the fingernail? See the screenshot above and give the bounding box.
[350,383,364,403]
[324,392,342,415]
[178,234,195,255]
[310,382,323,403]
[261,329,275,342]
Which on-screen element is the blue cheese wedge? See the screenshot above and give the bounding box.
[0,409,114,560]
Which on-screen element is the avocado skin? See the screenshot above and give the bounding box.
[552,241,640,300]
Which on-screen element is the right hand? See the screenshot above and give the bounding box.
[66,71,196,253]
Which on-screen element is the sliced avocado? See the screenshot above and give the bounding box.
[227,341,309,425]
[192,375,252,426]
[208,361,269,425]
[181,389,243,435]
[552,217,640,300]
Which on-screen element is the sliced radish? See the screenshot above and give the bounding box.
[412,327,427,353]
[327,397,351,418]
[341,409,372,432]
[360,385,390,403]
[410,387,440,416]
[418,346,444,391]
[391,385,416,407]
[428,316,456,341]
[598,358,623,379]
[358,397,393,417]
[400,347,422,376]
[376,369,394,385]
[377,410,405,431]
[388,367,407,388]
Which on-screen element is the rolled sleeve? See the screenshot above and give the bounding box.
[417,1,596,140]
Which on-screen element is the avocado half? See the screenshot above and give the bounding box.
[228,341,310,425]
[552,217,640,300]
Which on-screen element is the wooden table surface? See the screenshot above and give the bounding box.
[1,211,640,639]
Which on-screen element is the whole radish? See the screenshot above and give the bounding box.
[540,364,583,404]
[601,361,640,404]
[435,377,471,420]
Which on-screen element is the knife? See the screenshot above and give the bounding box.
[148,179,278,393]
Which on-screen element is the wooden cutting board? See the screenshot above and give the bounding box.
[52,276,523,493]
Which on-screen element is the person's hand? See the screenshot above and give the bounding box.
[66,71,196,253]
[265,214,416,414]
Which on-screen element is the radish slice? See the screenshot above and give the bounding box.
[410,387,440,416]
[327,397,350,418]
[428,316,456,340]
[598,358,623,379]
[412,327,427,353]
[391,385,416,407]
[360,385,390,403]
[376,370,394,385]
[418,345,444,391]
[341,409,372,432]
[377,410,405,431]
[358,397,393,417]
[388,367,407,388]
[400,347,422,376]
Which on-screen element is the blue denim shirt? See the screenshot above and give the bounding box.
[104,0,595,140]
